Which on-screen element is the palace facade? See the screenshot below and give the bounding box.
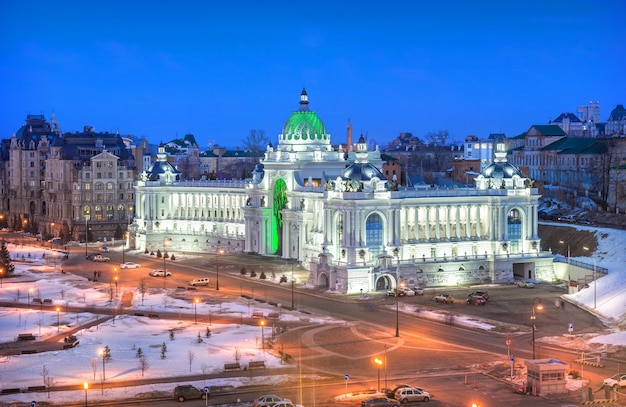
[132,89,554,294]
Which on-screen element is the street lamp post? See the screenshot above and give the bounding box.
[215,248,223,291]
[531,298,543,359]
[374,357,383,392]
[49,222,55,248]
[85,218,89,258]
[194,298,199,324]
[163,238,171,288]
[122,232,127,264]
[56,306,61,332]
[0,267,4,288]
[83,382,88,407]
[22,219,28,246]
[291,260,295,309]
[260,318,266,353]
[395,281,403,338]
[114,275,118,297]
[28,288,32,308]
[384,345,388,390]
[583,246,598,309]
[559,240,570,282]
[98,349,106,394]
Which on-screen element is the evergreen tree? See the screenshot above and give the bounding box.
[0,240,15,276]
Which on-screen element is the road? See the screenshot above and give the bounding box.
[4,235,625,406]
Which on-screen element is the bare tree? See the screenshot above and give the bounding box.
[91,358,98,380]
[201,363,210,385]
[242,129,269,163]
[139,355,149,377]
[187,350,195,372]
[41,364,54,398]
[139,278,147,305]
[234,347,241,363]
[425,130,450,146]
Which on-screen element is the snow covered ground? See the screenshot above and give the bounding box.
[1,223,625,405]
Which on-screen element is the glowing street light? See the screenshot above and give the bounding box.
[374,357,383,391]
[83,382,89,406]
[0,267,4,288]
[559,240,571,282]
[259,318,266,353]
[56,306,61,332]
[193,298,199,324]
[22,219,28,246]
[583,246,598,309]
[531,298,543,359]
[98,349,106,393]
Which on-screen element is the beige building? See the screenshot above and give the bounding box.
[1,114,136,242]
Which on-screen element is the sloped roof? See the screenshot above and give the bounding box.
[551,113,581,123]
[543,137,606,154]
[529,125,567,136]
[608,104,626,121]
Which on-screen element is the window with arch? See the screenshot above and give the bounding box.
[106,182,114,190]
[508,208,522,240]
[94,205,103,221]
[117,204,125,220]
[365,213,383,252]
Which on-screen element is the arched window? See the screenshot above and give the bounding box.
[508,208,522,240]
[336,213,343,246]
[366,213,383,252]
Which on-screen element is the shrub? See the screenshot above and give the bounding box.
[260,272,267,280]
[240,267,247,275]
[250,269,257,278]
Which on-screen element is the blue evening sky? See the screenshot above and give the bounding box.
[1,1,624,149]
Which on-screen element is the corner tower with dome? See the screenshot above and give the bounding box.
[132,89,554,294]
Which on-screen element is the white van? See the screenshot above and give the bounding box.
[189,277,210,286]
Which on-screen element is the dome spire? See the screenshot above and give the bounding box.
[299,88,309,112]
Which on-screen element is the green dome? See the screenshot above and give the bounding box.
[279,89,330,147]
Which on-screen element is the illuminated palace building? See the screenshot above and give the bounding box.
[133,90,554,294]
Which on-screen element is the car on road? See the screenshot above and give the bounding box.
[577,217,593,225]
[92,254,110,262]
[394,386,432,402]
[400,288,415,296]
[410,287,425,295]
[384,384,425,398]
[517,280,535,288]
[558,214,576,222]
[387,289,406,297]
[434,293,454,303]
[120,262,140,269]
[189,277,210,286]
[603,373,626,389]
[253,395,288,407]
[149,269,172,277]
[172,384,207,402]
[270,401,304,407]
[361,397,400,407]
[467,291,489,300]
[99,246,109,252]
[466,296,487,306]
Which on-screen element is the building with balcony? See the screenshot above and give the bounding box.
[0,115,136,242]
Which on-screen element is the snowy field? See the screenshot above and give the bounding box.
[1,223,626,405]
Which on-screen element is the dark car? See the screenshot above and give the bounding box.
[577,217,593,225]
[466,296,487,306]
[361,397,400,407]
[468,291,489,300]
[173,385,207,402]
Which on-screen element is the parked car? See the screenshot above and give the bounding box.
[434,293,454,303]
[361,397,400,407]
[384,384,425,398]
[189,277,210,286]
[577,217,593,225]
[253,395,288,407]
[467,291,489,300]
[517,280,535,288]
[387,289,406,297]
[410,287,425,295]
[149,269,172,277]
[558,214,576,222]
[120,262,140,269]
[544,212,562,221]
[466,296,487,306]
[173,384,207,402]
[92,255,110,262]
[270,401,304,407]
[400,288,415,296]
[603,373,626,389]
[394,387,432,402]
